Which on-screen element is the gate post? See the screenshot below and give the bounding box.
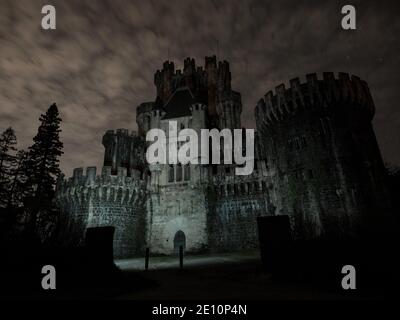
[145,247,149,270]
[179,245,183,269]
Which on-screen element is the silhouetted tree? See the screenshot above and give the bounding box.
[24,103,63,241]
[6,150,29,209]
[386,164,400,228]
[0,127,17,208]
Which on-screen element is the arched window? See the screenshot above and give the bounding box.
[176,164,182,181]
[262,181,267,191]
[168,165,174,182]
[145,115,151,129]
[184,165,190,181]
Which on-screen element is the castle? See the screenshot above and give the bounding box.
[56,56,390,258]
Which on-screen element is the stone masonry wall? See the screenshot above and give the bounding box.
[56,166,147,258]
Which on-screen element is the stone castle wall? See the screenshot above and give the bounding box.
[56,166,147,258]
[205,163,271,251]
[56,58,391,258]
[147,182,208,255]
[255,72,390,239]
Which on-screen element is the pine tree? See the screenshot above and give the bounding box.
[6,150,29,209]
[24,103,63,237]
[0,127,17,208]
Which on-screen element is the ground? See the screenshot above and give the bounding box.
[112,251,380,300]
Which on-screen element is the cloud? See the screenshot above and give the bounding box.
[0,0,399,176]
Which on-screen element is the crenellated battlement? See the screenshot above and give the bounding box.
[190,102,207,111]
[153,56,233,106]
[255,72,375,126]
[103,128,137,138]
[56,166,147,206]
[136,102,154,116]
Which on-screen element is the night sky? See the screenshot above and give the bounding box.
[0,0,399,176]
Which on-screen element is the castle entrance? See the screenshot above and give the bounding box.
[173,230,186,255]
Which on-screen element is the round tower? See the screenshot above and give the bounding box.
[136,102,154,136]
[56,166,147,258]
[216,93,242,130]
[189,102,207,131]
[255,72,390,239]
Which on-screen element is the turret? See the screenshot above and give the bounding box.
[136,102,154,136]
[190,103,207,131]
[154,61,175,104]
[255,72,389,240]
[56,166,147,258]
[102,129,145,176]
[255,72,375,128]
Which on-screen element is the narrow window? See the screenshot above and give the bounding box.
[184,165,190,181]
[212,165,218,175]
[168,165,174,182]
[176,164,182,181]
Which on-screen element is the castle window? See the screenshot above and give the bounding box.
[254,182,259,192]
[262,181,267,191]
[272,139,277,153]
[212,165,218,175]
[168,165,174,182]
[351,188,357,204]
[176,164,182,181]
[294,169,303,181]
[184,165,190,181]
[301,136,307,148]
[180,123,185,130]
[323,161,331,175]
[320,117,332,138]
[145,115,151,129]
[295,138,301,150]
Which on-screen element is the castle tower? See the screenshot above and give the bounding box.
[215,61,242,129]
[56,166,147,258]
[136,102,154,136]
[255,72,391,239]
[102,129,145,177]
[150,56,242,130]
[154,61,175,104]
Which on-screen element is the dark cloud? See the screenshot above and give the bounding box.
[0,0,399,176]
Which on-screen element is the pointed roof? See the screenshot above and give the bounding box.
[162,87,196,119]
